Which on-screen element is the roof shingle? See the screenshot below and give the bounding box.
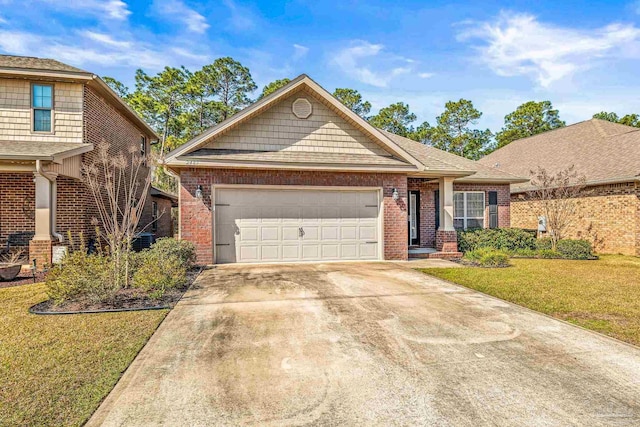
[0,55,89,74]
[479,119,640,191]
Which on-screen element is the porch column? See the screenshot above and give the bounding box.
[437,176,458,252]
[29,171,56,269]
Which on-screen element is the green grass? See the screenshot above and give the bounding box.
[421,255,640,346]
[0,283,167,426]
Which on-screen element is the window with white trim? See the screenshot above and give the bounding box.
[453,191,485,230]
[32,84,53,132]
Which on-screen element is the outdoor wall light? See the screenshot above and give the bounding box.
[392,188,399,201]
[195,185,204,200]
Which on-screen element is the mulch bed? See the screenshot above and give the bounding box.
[30,268,201,314]
[0,271,46,289]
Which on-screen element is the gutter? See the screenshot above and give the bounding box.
[511,176,640,194]
[35,160,64,243]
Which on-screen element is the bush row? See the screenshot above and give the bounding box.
[457,228,596,261]
[46,238,196,304]
[462,248,511,268]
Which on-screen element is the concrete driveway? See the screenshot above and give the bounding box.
[88,263,640,426]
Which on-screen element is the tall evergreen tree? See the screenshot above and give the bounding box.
[333,88,371,118]
[495,101,564,148]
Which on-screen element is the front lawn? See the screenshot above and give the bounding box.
[0,283,167,426]
[421,255,640,346]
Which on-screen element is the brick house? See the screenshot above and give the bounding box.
[165,75,525,264]
[0,55,172,267]
[479,118,640,256]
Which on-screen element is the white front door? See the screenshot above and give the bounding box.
[408,191,418,245]
[214,187,381,263]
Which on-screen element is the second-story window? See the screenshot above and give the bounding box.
[140,136,147,156]
[32,84,53,132]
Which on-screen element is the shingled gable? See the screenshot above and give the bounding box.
[164,74,427,172]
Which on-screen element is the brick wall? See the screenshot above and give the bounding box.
[0,173,35,245]
[407,179,511,248]
[179,168,408,264]
[82,85,156,237]
[511,182,639,255]
[150,196,175,238]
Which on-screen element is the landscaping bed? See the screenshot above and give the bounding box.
[31,268,200,314]
[0,271,45,289]
[420,255,640,347]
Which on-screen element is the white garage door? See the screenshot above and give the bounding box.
[214,187,380,263]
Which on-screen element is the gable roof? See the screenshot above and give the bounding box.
[479,118,640,192]
[165,74,424,170]
[0,54,158,139]
[165,74,526,183]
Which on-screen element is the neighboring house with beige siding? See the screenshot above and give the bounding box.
[479,119,640,256]
[0,55,171,268]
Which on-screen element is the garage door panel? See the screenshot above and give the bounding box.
[260,246,280,260]
[215,188,380,263]
[239,246,259,261]
[321,226,339,240]
[359,243,378,258]
[260,227,279,241]
[321,244,339,259]
[302,245,319,260]
[240,227,259,242]
[282,226,300,241]
[359,226,377,240]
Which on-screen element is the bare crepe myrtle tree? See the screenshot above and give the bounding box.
[528,165,586,250]
[82,141,155,288]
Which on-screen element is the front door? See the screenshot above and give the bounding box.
[408,190,420,246]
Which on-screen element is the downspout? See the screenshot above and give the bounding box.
[35,160,64,243]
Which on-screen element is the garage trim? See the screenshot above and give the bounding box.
[211,184,384,264]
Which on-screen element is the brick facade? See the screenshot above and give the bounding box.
[150,196,175,239]
[407,179,511,248]
[179,168,408,264]
[511,182,640,256]
[0,173,35,247]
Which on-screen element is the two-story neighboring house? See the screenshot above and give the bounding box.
[0,55,169,268]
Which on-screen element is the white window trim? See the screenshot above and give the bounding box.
[31,82,55,134]
[454,191,485,230]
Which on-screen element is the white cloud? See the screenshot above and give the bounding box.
[0,29,206,70]
[293,43,309,60]
[331,40,416,87]
[152,0,209,34]
[418,72,434,78]
[223,0,256,31]
[38,0,131,20]
[458,12,640,87]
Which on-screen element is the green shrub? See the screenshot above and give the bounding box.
[536,238,553,251]
[149,238,196,269]
[457,228,536,253]
[463,248,511,268]
[557,239,594,260]
[132,240,190,299]
[510,248,539,258]
[538,249,562,259]
[46,252,116,304]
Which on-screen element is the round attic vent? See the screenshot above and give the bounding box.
[292,98,313,119]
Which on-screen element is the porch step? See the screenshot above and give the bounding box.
[409,251,463,260]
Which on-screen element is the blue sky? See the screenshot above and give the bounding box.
[1,0,639,132]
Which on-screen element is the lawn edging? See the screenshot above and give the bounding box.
[28,302,170,315]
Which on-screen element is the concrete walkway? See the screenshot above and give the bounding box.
[88,262,640,426]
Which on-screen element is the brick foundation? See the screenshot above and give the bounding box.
[436,230,458,252]
[29,239,52,270]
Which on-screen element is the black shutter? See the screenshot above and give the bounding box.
[434,190,440,230]
[488,191,498,229]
